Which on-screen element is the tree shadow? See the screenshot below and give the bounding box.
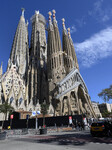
[9,131,112,147]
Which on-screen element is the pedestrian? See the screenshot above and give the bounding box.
[81,122,85,130]
[78,122,81,131]
[72,123,75,129]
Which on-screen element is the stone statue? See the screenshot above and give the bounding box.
[63,98,68,115]
[71,95,76,109]
[56,101,61,111]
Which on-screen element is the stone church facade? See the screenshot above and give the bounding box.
[0,9,96,120]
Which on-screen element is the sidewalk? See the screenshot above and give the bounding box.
[5,127,78,137]
[5,126,91,139]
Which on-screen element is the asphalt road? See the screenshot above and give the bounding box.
[0,130,112,150]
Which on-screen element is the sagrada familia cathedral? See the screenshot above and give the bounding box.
[0,9,96,119]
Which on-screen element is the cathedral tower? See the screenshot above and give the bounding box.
[62,19,74,75]
[9,8,29,78]
[47,10,66,106]
[67,28,79,70]
[28,11,48,105]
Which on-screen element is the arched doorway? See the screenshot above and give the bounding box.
[62,96,69,116]
[77,85,90,116]
[70,91,78,115]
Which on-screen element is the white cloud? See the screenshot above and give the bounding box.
[102,15,109,22]
[89,0,112,23]
[70,25,77,34]
[74,27,112,68]
[94,0,103,11]
[76,16,86,27]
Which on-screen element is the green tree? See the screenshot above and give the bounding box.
[102,110,112,118]
[0,101,14,129]
[40,102,49,128]
[98,84,112,103]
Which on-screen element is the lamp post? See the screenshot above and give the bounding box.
[26,114,29,129]
[35,111,40,129]
[10,114,13,129]
[36,115,38,130]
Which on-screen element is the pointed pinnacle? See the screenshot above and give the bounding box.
[35,10,39,15]
[67,28,71,37]
[48,11,52,20]
[26,20,29,26]
[67,28,70,32]
[52,9,56,14]
[21,8,25,17]
[62,18,65,23]
[48,11,52,16]
[62,18,65,28]
[52,9,56,19]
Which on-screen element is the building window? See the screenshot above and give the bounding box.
[52,58,54,69]
[57,57,58,67]
[10,97,14,104]
[64,58,66,65]
[49,60,51,70]
[19,98,23,105]
[16,100,18,106]
[54,57,56,68]
[59,55,61,65]
[68,59,69,67]
[70,60,72,68]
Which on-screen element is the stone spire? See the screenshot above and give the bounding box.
[21,8,25,17]
[47,11,56,55]
[47,11,58,104]
[67,28,79,70]
[62,18,72,56]
[62,18,73,74]
[48,11,53,31]
[28,11,47,104]
[47,10,65,80]
[47,11,66,106]
[52,10,65,77]
[52,10,57,26]
[52,10,62,52]
[9,8,29,77]
[47,11,55,80]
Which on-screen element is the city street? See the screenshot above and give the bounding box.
[0,130,112,150]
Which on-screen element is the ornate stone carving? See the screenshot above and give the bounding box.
[63,98,68,115]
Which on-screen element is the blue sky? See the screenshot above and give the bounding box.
[0,0,112,104]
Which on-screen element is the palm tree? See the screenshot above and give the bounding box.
[0,101,14,129]
[98,84,112,103]
[40,101,49,128]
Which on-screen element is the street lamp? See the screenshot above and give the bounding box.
[35,110,40,130]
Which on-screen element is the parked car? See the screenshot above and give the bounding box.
[90,121,112,137]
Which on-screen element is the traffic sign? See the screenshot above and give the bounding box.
[32,111,36,116]
[10,114,14,119]
[69,116,72,124]
[37,111,40,114]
